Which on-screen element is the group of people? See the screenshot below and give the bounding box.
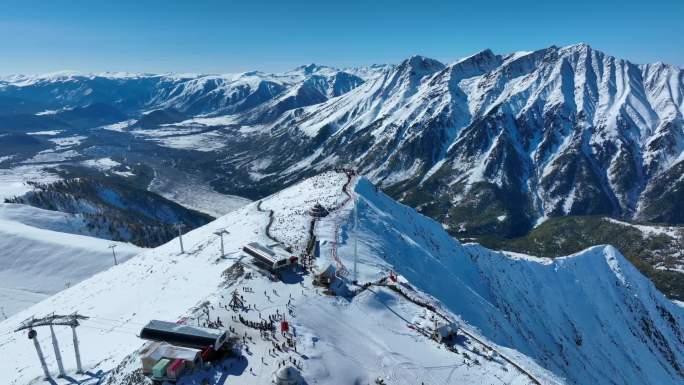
[202,316,224,329]
[268,334,298,355]
[238,313,275,332]
[277,355,302,370]
[193,273,310,378]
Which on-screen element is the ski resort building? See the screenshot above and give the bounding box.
[313,263,336,286]
[432,321,459,343]
[140,320,229,351]
[243,242,298,270]
[140,341,202,374]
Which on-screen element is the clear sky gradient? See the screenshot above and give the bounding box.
[1,0,682,75]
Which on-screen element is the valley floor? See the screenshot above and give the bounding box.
[147,168,251,218]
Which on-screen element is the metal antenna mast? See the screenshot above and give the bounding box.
[108,244,118,266]
[174,223,185,253]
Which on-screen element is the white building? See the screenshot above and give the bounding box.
[432,321,458,343]
[273,365,302,385]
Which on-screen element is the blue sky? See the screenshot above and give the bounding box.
[0,0,682,74]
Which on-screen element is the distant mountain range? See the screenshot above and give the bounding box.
[1,44,682,239]
[1,46,684,385]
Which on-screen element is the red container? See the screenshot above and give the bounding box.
[166,358,185,380]
[201,346,216,362]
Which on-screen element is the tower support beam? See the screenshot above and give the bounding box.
[30,330,51,379]
[49,324,66,377]
[71,325,83,373]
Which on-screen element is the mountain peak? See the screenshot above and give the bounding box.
[446,49,503,80]
[456,49,501,66]
[566,42,592,50]
[469,48,495,58]
[398,55,446,76]
[292,63,335,75]
[560,42,594,55]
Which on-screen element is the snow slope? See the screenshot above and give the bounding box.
[0,166,59,201]
[147,172,251,218]
[0,169,144,317]
[319,178,684,385]
[0,171,681,385]
[0,204,140,317]
[0,203,102,237]
[0,171,560,385]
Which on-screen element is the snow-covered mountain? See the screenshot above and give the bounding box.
[1,171,682,385]
[5,177,214,247]
[241,44,684,236]
[338,178,684,385]
[0,65,365,118]
[3,44,682,238]
[0,168,218,317]
[2,44,684,310]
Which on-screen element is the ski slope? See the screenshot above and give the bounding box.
[0,171,682,385]
[0,171,557,385]
[0,203,141,317]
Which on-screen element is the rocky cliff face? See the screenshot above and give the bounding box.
[2,45,682,237]
[244,44,684,236]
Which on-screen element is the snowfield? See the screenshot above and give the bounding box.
[147,173,251,218]
[260,170,350,253]
[0,166,60,201]
[0,204,141,317]
[0,171,682,385]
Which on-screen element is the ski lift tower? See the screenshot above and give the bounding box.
[15,312,90,377]
[174,223,185,253]
[213,229,229,258]
[108,244,118,266]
